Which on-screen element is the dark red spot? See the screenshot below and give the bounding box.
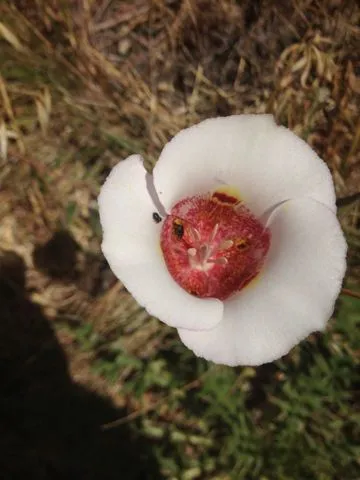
[212,192,239,205]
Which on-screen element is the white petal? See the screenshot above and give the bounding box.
[98,155,223,330]
[178,198,347,366]
[99,155,160,263]
[153,115,336,217]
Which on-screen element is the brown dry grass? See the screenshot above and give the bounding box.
[2,0,359,319]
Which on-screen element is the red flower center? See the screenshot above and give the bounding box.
[160,190,271,300]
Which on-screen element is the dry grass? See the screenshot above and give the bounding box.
[1,0,359,326]
[0,1,359,478]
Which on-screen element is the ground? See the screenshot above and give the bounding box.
[0,1,359,479]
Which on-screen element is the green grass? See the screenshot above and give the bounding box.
[67,296,359,479]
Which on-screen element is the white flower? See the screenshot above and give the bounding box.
[98,115,347,366]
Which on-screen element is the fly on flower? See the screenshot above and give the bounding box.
[152,212,162,224]
[98,115,347,366]
[172,219,184,240]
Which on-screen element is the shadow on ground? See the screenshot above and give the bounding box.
[0,250,161,480]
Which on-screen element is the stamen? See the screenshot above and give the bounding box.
[208,257,228,265]
[218,239,234,251]
[188,247,197,257]
[190,227,201,243]
[209,223,219,243]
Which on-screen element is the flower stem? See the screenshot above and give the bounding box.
[341,288,360,300]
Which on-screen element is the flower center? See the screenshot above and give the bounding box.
[160,189,271,300]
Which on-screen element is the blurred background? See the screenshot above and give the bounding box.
[0,1,359,479]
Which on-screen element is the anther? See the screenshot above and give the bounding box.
[190,227,201,243]
[208,257,228,265]
[218,239,234,251]
[209,223,219,243]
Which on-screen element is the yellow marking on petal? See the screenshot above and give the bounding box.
[156,241,164,257]
[243,271,262,291]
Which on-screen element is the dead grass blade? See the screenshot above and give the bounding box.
[35,88,52,135]
[0,74,25,154]
[0,120,7,161]
[0,21,26,52]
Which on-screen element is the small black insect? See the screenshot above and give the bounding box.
[152,212,162,223]
[173,220,184,239]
